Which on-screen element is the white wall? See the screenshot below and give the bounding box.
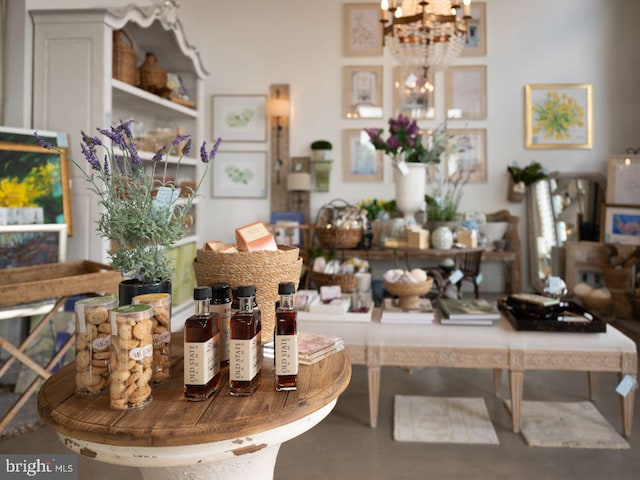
[7,0,640,290]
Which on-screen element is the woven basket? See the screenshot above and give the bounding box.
[310,271,356,293]
[315,227,362,249]
[138,52,167,93]
[112,30,137,85]
[580,295,613,318]
[384,279,434,310]
[193,245,302,344]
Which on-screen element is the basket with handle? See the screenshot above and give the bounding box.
[314,199,364,249]
[112,29,137,85]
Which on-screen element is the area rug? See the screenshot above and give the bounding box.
[504,400,629,449]
[394,395,499,444]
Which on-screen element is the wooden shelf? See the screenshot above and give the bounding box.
[112,79,197,118]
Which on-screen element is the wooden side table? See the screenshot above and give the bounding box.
[38,334,351,480]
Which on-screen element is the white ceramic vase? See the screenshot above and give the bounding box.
[393,162,426,222]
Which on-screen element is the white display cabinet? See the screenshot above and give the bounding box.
[31,2,207,321]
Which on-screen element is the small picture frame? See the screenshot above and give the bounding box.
[343,66,384,119]
[0,224,67,269]
[392,66,435,120]
[601,204,640,246]
[342,129,384,183]
[446,128,487,183]
[0,127,73,235]
[211,95,267,142]
[343,3,383,57]
[564,241,610,292]
[211,151,267,198]
[444,65,487,120]
[270,211,306,247]
[606,155,640,204]
[459,2,486,57]
[525,83,593,149]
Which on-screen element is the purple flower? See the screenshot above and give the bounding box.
[34,132,55,150]
[172,134,190,148]
[387,136,400,150]
[199,141,208,163]
[209,137,222,160]
[152,146,167,162]
[183,138,192,156]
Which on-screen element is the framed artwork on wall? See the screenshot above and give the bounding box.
[601,204,640,246]
[524,83,593,149]
[606,155,640,204]
[211,95,267,142]
[0,127,72,235]
[447,128,487,183]
[343,3,383,57]
[392,66,435,120]
[444,65,487,120]
[211,151,267,198]
[343,66,384,119]
[459,2,486,57]
[342,129,384,182]
[0,224,67,268]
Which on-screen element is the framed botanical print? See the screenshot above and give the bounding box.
[342,129,383,182]
[606,155,640,204]
[211,151,267,198]
[524,83,593,149]
[392,66,435,120]
[343,3,383,56]
[211,95,267,142]
[447,128,487,183]
[343,66,384,119]
[444,66,487,120]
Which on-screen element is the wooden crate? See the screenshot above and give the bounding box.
[0,260,123,306]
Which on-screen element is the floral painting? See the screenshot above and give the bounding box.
[525,84,592,149]
[211,151,267,198]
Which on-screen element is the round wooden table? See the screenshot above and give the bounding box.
[38,333,351,480]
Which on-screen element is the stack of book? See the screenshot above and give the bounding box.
[380,297,435,324]
[436,298,501,325]
[297,331,345,365]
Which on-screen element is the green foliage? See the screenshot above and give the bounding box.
[507,161,548,186]
[311,140,332,150]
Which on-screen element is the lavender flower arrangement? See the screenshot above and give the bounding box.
[365,114,448,164]
[36,120,221,283]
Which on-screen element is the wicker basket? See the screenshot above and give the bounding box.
[315,226,363,249]
[310,271,356,293]
[112,30,137,85]
[193,245,302,344]
[579,295,613,318]
[138,52,167,93]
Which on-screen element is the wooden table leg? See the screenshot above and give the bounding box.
[588,371,597,400]
[509,370,523,434]
[368,366,380,429]
[493,369,502,398]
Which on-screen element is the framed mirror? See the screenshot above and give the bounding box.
[527,172,606,292]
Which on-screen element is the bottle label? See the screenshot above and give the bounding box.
[275,334,298,376]
[184,339,214,385]
[230,333,261,382]
[212,332,220,377]
[212,303,231,362]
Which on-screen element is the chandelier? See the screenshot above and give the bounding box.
[380,0,472,75]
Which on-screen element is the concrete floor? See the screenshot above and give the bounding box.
[1,320,639,480]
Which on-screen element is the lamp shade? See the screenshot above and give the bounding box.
[267,97,290,118]
[287,172,311,192]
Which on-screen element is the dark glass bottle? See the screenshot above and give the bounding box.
[211,283,232,367]
[184,286,220,401]
[229,285,262,396]
[275,282,298,391]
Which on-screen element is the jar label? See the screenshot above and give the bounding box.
[153,330,171,346]
[230,334,260,382]
[130,343,153,362]
[92,336,110,351]
[184,339,214,385]
[275,334,298,376]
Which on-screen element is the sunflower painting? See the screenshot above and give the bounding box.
[525,84,593,149]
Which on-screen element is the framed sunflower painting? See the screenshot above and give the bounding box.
[524,84,592,149]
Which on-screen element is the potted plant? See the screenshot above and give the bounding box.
[506,161,548,202]
[36,120,221,304]
[310,140,332,161]
[310,140,333,192]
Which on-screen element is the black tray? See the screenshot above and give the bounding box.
[497,299,606,333]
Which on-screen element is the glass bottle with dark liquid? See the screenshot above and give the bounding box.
[211,283,232,367]
[275,282,298,391]
[229,285,262,396]
[184,286,220,401]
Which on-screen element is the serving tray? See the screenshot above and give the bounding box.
[497,299,606,333]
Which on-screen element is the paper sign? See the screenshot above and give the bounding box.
[396,160,410,176]
[152,186,180,221]
[616,374,637,397]
[448,269,463,284]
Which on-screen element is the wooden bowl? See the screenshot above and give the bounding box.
[384,278,433,310]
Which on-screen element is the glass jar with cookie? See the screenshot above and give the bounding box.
[109,304,154,410]
[132,292,171,385]
[74,296,118,396]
